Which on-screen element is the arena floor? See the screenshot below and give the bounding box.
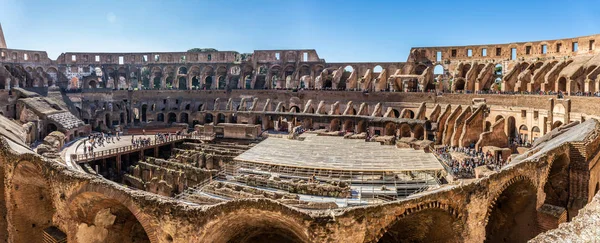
[235,134,444,172]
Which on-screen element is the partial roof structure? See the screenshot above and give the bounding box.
[0,23,6,48]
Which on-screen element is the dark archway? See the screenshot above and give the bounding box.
[485,178,538,243]
[167,112,177,123]
[378,208,462,243]
[47,123,58,133]
[329,119,341,131]
[557,77,567,92]
[289,106,300,113]
[217,113,226,123]
[141,104,148,122]
[413,125,424,140]
[205,113,214,124]
[180,113,189,124]
[218,76,226,89]
[178,77,187,90]
[156,113,165,122]
[205,76,213,89]
[543,154,570,210]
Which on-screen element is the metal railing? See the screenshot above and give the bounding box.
[73,133,215,163]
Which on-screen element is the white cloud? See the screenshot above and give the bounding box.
[106,12,117,23]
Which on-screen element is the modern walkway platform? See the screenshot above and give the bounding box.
[234,134,443,173]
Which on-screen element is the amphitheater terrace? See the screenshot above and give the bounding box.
[0,20,600,242]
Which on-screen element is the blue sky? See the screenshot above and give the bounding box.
[1,0,599,62]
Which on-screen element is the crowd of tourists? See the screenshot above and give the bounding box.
[433,146,507,178]
[131,136,152,147]
[82,132,121,156]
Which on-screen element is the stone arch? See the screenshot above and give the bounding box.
[413,124,425,140]
[7,160,55,243]
[557,77,567,92]
[357,120,367,133]
[217,113,226,123]
[398,123,411,138]
[401,109,415,119]
[156,113,164,122]
[506,116,517,141]
[289,106,300,113]
[67,184,157,243]
[391,109,400,118]
[454,78,466,91]
[204,113,214,124]
[343,120,355,132]
[199,201,309,243]
[329,118,341,131]
[484,175,538,243]
[376,202,462,243]
[543,153,570,210]
[384,122,396,136]
[414,64,427,75]
[179,112,189,124]
[519,124,528,142]
[552,121,563,130]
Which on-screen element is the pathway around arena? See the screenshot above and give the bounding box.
[62,135,154,171]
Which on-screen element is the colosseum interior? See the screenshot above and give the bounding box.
[0,21,600,242]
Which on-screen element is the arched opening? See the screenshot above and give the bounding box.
[485,179,538,243]
[244,75,252,89]
[402,109,415,119]
[9,161,55,243]
[377,208,461,243]
[205,76,213,89]
[89,80,97,89]
[329,119,341,131]
[156,113,165,122]
[197,104,204,112]
[217,113,226,123]
[531,126,541,142]
[392,109,400,118]
[167,113,177,123]
[557,77,567,92]
[141,105,148,122]
[384,122,396,136]
[343,120,355,133]
[519,125,528,144]
[485,121,492,131]
[434,65,444,75]
[413,125,425,140]
[204,113,214,124]
[218,76,226,89]
[454,78,466,91]
[507,116,516,142]
[289,106,300,113]
[552,121,563,130]
[543,154,570,210]
[178,77,187,90]
[153,76,161,89]
[105,114,111,127]
[199,210,308,243]
[495,115,504,122]
[180,113,189,124]
[357,120,367,133]
[414,65,427,75]
[46,123,58,133]
[373,65,383,73]
[191,77,200,89]
[494,64,503,76]
[68,191,150,243]
[398,124,411,138]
